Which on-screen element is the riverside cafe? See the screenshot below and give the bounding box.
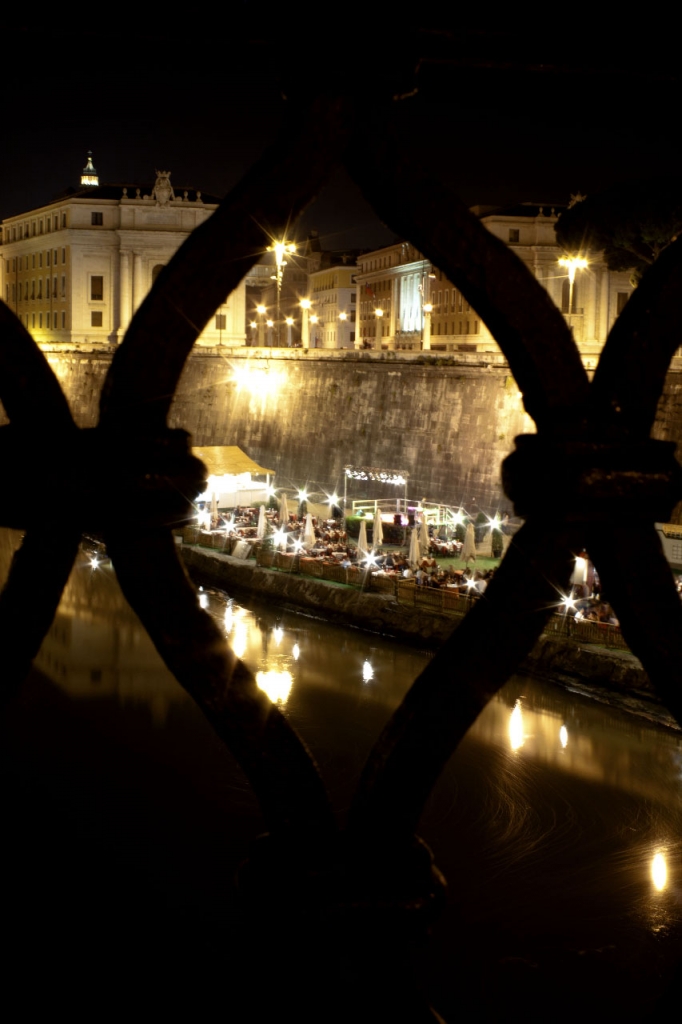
[192,446,275,510]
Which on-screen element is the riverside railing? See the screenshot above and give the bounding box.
[2,64,682,1021]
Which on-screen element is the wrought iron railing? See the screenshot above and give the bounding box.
[2,81,682,1019]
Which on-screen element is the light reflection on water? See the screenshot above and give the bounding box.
[3,530,682,994]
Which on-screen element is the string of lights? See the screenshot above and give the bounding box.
[344,465,409,486]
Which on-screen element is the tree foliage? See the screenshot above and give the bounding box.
[555,179,682,284]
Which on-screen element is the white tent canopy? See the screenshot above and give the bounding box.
[194,446,275,508]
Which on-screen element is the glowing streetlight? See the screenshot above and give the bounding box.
[267,239,296,346]
[374,307,384,350]
[558,255,588,319]
[300,298,312,349]
[255,304,267,346]
[423,302,433,351]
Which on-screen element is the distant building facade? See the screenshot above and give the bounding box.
[355,203,634,361]
[307,262,357,348]
[0,158,245,349]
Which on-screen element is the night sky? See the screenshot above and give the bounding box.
[3,22,682,250]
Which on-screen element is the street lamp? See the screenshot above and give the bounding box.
[300,298,312,349]
[310,313,320,348]
[256,304,267,347]
[422,303,432,350]
[285,316,294,348]
[558,255,588,318]
[374,307,384,350]
[267,239,296,346]
[338,310,348,350]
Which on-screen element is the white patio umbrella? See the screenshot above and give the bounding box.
[279,492,289,525]
[357,520,368,559]
[419,516,430,556]
[373,508,384,547]
[461,522,477,564]
[408,527,421,566]
[256,504,266,540]
[303,512,315,549]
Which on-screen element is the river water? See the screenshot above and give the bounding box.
[2,529,681,1017]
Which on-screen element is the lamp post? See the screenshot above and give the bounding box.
[285,316,294,348]
[266,318,274,346]
[310,313,320,348]
[249,320,257,347]
[420,262,436,349]
[268,239,296,347]
[300,298,311,349]
[423,303,432,350]
[338,310,348,349]
[374,307,384,350]
[256,304,267,347]
[558,255,588,320]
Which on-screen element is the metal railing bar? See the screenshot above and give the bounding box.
[99,94,355,434]
[345,117,590,436]
[589,237,682,439]
[347,522,581,839]
[105,528,337,841]
[0,527,81,698]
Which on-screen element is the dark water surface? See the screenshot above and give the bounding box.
[2,531,681,1017]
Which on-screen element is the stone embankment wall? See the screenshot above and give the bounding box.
[5,346,682,518]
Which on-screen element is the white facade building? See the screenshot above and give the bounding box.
[355,203,634,361]
[1,162,245,349]
[307,263,357,348]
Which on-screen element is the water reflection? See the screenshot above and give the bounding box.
[4,528,682,987]
[652,851,668,891]
[256,669,293,705]
[509,699,524,750]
